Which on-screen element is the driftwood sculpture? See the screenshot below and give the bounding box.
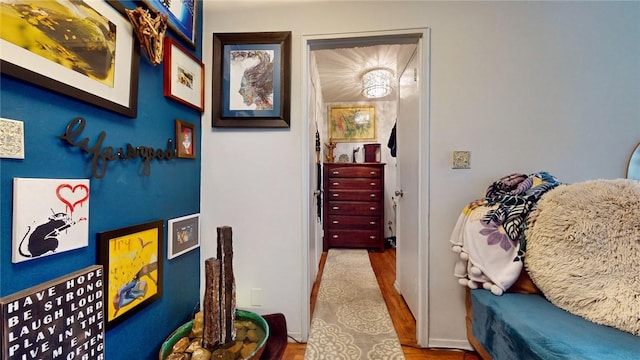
[125,6,168,66]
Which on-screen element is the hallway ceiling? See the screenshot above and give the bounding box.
[312,43,417,103]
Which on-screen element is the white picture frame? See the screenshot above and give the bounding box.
[167,213,200,259]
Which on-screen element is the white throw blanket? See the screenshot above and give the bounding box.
[450,204,522,295]
[450,172,561,295]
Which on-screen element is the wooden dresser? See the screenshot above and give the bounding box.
[323,163,385,252]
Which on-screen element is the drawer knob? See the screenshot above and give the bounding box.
[370,236,376,239]
[370,207,376,210]
[333,234,339,238]
[333,206,340,210]
[333,220,339,224]
[333,194,339,197]
[370,171,376,175]
[332,171,340,175]
[370,182,376,186]
[370,194,376,198]
[333,182,340,186]
[370,221,376,225]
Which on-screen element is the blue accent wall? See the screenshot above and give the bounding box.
[0,1,202,358]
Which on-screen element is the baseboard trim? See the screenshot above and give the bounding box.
[428,338,473,351]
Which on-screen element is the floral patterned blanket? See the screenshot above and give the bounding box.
[450,172,561,295]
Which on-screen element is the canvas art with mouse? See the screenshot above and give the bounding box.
[12,178,90,263]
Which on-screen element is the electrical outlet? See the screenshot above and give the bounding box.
[452,151,471,169]
[250,288,263,306]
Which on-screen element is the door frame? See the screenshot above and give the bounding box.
[300,28,431,346]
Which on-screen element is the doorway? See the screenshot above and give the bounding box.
[301,28,431,346]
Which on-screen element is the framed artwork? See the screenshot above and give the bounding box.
[212,31,291,128]
[329,105,377,142]
[142,0,197,49]
[175,119,196,159]
[167,213,200,259]
[1,266,105,360]
[12,178,90,263]
[0,1,139,118]
[0,118,25,159]
[97,220,163,330]
[164,36,204,112]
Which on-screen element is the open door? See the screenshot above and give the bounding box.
[395,48,420,318]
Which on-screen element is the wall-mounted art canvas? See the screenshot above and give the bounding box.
[0,265,104,360]
[12,178,90,263]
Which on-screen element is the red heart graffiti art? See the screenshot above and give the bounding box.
[56,183,89,217]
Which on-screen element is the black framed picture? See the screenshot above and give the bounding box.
[0,1,139,118]
[212,31,291,128]
[97,220,163,330]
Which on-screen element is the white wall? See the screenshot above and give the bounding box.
[200,0,640,344]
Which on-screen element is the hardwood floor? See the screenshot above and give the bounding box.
[281,248,480,359]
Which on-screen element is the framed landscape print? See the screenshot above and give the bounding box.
[212,31,291,128]
[329,105,376,142]
[142,0,197,49]
[98,220,163,330]
[0,1,139,118]
[164,37,204,112]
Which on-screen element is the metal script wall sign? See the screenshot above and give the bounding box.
[59,117,175,178]
[1,265,104,360]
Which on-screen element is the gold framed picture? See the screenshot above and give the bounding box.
[329,105,376,142]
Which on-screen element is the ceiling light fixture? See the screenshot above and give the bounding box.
[361,67,394,99]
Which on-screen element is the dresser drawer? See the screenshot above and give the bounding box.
[326,166,382,178]
[326,215,380,229]
[327,178,381,190]
[327,201,382,215]
[327,189,381,201]
[326,230,382,249]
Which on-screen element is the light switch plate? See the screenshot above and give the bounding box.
[452,151,470,169]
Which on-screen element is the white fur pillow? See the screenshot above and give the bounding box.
[525,179,640,336]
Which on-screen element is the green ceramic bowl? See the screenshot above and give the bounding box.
[159,309,269,360]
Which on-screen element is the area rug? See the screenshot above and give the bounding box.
[304,249,404,360]
[525,179,640,336]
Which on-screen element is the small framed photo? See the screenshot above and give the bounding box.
[212,31,291,128]
[329,105,376,142]
[164,36,204,112]
[175,119,196,159]
[97,220,163,330]
[167,213,200,259]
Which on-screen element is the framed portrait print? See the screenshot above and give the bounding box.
[97,220,163,330]
[0,1,139,118]
[164,37,204,112]
[167,213,200,259]
[212,31,291,128]
[175,119,196,159]
[142,0,197,49]
[329,105,377,142]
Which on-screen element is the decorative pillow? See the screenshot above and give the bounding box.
[525,179,640,336]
